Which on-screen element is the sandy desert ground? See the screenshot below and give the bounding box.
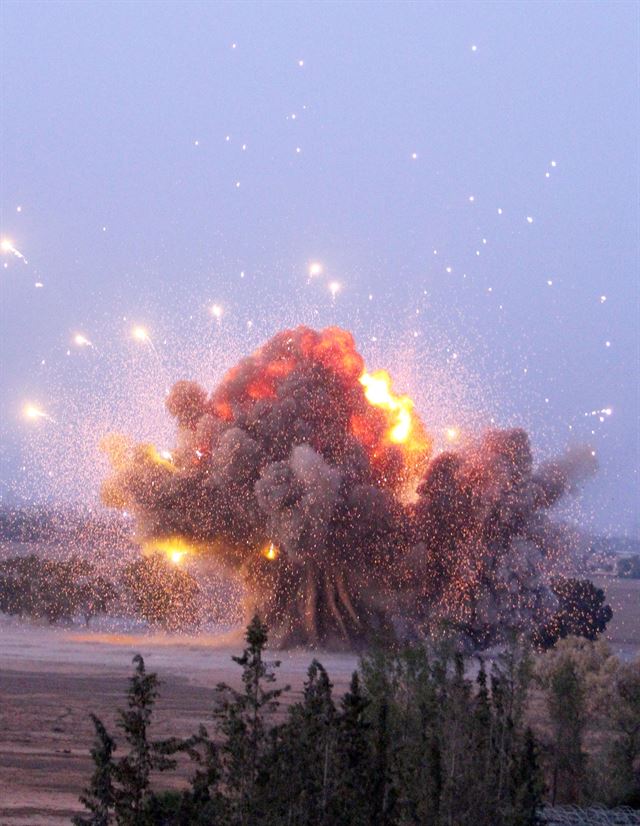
[0,575,637,825]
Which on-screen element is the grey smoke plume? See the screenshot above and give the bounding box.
[102,326,596,648]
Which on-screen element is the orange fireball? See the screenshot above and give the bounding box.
[359,369,430,458]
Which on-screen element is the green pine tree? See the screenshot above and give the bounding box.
[73,714,116,826]
[328,671,374,826]
[506,727,544,826]
[546,657,587,804]
[276,658,337,825]
[177,723,228,824]
[213,615,288,826]
[113,654,175,826]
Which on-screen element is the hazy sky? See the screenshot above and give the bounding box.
[0,0,637,534]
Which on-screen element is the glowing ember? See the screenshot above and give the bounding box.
[143,536,195,566]
[263,542,279,561]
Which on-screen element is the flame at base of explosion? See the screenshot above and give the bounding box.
[101,326,597,649]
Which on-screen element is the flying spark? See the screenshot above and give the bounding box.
[23,403,54,423]
[263,542,279,561]
[132,326,150,343]
[1,238,27,263]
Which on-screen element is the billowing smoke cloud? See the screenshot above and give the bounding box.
[102,326,596,648]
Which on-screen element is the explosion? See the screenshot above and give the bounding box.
[102,326,596,648]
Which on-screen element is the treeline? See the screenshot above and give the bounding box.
[0,553,612,650]
[0,554,201,629]
[0,506,131,546]
[617,555,640,579]
[73,620,640,826]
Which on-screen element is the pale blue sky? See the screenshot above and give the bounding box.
[0,0,637,534]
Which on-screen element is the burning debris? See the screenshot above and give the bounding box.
[102,326,596,648]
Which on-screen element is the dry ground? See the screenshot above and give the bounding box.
[0,623,357,825]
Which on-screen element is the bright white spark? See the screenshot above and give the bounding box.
[210,304,223,319]
[132,325,150,343]
[526,216,534,224]
[74,333,92,347]
[1,238,27,263]
[308,261,323,278]
[328,281,341,299]
[23,403,54,423]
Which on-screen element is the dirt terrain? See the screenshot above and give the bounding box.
[0,623,357,825]
[0,575,637,825]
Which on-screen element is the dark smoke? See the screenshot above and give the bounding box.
[102,326,596,648]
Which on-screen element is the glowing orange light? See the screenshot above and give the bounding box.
[359,370,414,444]
[144,536,194,565]
[263,542,279,561]
[140,444,177,472]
